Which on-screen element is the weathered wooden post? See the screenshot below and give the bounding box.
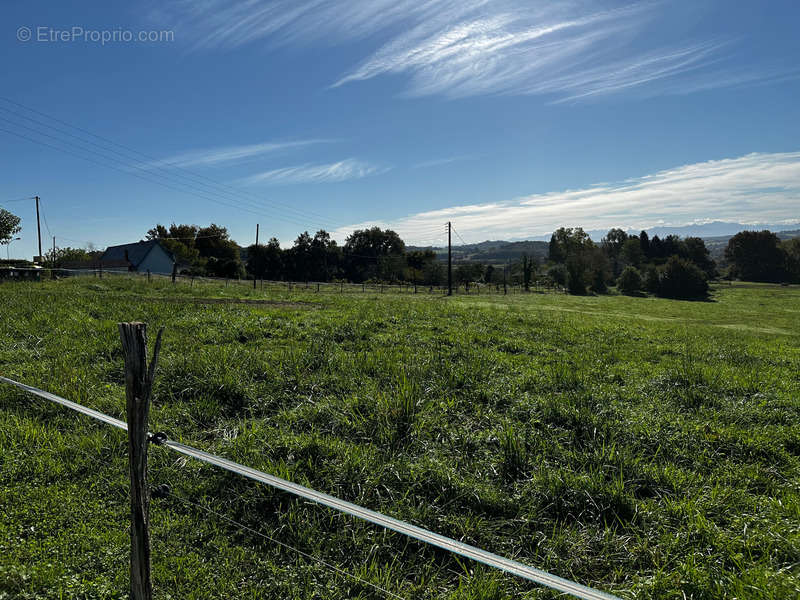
[171,263,177,285]
[119,322,163,600]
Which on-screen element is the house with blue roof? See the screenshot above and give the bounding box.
[98,240,175,275]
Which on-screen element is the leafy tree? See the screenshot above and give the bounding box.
[588,246,610,293]
[725,230,786,282]
[455,263,484,287]
[617,266,643,295]
[264,238,284,279]
[783,238,800,283]
[406,249,436,271]
[566,255,589,295]
[44,246,101,267]
[656,256,709,299]
[406,249,436,283]
[0,208,22,245]
[310,230,341,281]
[206,256,244,278]
[484,264,495,283]
[549,227,605,295]
[287,231,314,281]
[649,235,664,260]
[146,223,201,267]
[421,260,445,286]
[547,264,567,287]
[246,237,284,280]
[644,264,660,294]
[638,230,650,257]
[661,235,684,259]
[621,237,644,268]
[147,222,242,276]
[683,237,717,279]
[196,224,239,261]
[602,228,629,277]
[343,227,405,282]
[521,254,537,291]
[549,227,591,263]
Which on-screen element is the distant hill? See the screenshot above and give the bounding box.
[407,240,549,264]
[581,221,800,241]
[410,224,800,264]
[704,228,800,261]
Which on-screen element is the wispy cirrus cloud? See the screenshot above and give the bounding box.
[332,152,800,243]
[413,155,474,169]
[239,158,387,185]
[151,1,796,100]
[141,140,327,169]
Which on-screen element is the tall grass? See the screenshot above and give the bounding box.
[1,278,799,598]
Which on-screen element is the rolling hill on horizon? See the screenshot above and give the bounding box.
[408,222,800,263]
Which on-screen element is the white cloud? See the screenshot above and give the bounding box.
[331,152,800,243]
[153,1,796,100]
[141,140,326,169]
[413,155,474,169]
[239,158,386,185]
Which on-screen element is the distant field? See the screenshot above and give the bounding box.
[1,277,799,599]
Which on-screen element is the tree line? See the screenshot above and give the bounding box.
[3,206,798,296]
[142,221,798,299]
[146,223,441,284]
[545,227,799,298]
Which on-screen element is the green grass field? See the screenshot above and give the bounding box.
[1,277,799,599]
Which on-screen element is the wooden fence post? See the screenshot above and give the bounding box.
[119,322,164,600]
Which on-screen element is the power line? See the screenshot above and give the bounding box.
[165,491,405,600]
[0,124,292,228]
[0,195,35,205]
[38,197,53,238]
[0,97,451,241]
[450,224,469,247]
[0,116,319,230]
[0,98,354,232]
[0,116,332,232]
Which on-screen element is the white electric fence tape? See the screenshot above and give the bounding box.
[1,375,621,600]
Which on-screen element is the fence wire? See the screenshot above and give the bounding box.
[164,490,405,600]
[0,374,621,600]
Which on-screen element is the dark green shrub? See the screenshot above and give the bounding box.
[591,265,608,294]
[644,265,660,293]
[617,266,643,295]
[566,257,588,295]
[547,264,567,287]
[657,256,709,299]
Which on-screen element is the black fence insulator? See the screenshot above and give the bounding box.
[149,432,168,445]
[151,484,171,499]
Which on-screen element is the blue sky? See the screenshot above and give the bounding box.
[1,0,799,257]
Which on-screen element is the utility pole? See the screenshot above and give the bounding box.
[253,224,259,289]
[447,221,452,296]
[52,236,56,267]
[35,196,42,263]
